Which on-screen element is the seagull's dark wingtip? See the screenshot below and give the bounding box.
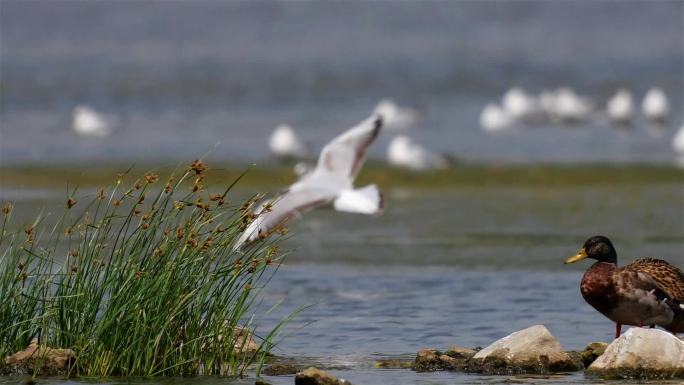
[373,115,384,130]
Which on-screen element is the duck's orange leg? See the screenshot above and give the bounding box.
[615,323,622,338]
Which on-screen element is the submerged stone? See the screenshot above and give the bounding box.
[375,359,413,369]
[294,367,353,385]
[467,325,581,374]
[413,346,475,372]
[587,328,684,379]
[579,342,608,368]
[264,363,300,376]
[4,339,75,375]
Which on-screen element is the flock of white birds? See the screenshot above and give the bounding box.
[71,89,684,169]
[480,86,673,132]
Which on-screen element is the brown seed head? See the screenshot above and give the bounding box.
[66,198,77,209]
[113,199,121,207]
[190,159,207,175]
[201,237,213,251]
[24,226,33,236]
[70,250,79,257]
[97,188,106,201]
[174,201,184,210]
[2,202,12,215]
[175,227,185,239]
[144,173,159,184]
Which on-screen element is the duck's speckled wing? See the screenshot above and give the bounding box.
[623,258,684,301]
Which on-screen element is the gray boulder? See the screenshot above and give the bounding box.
[587,328,684,379]
[467,325,581,374]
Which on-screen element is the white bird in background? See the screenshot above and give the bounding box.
[71,105,114,138]
[269,124,309,160]
[293,161,314,179]
[234,114,384,249]
[387,135,448,171]
[373,99,418,130]
[538,90,557,115]
[606,89,634,125]
[642,88,670,123]
[548,87,593,123]
[479,103,513,132]
[501,87,540,122]
[673,125,684,154]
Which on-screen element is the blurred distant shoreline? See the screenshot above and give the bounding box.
[1,162,682,191]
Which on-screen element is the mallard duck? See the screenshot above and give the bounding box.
[565,235,684,338]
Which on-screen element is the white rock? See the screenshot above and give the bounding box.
[587,328,684,378]
[471,325,579,373]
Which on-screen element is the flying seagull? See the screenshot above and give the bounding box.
[234,114,384,249]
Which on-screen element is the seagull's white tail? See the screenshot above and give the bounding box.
[333,184,383,214]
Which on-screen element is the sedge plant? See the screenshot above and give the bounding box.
[0,160,290,377]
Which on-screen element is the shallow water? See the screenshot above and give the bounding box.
[1,177,683,384]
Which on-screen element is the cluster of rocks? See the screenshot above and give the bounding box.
[2,339,74,376]
[413,325,684,380]
[415,325,581,375]
[4,324,684,383]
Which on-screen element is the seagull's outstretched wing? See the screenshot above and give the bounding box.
[233,189,334,249]
[315,114,383,179]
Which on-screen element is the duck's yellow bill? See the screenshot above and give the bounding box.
[564,248,588,264]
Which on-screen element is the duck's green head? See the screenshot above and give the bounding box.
[565,235,618,264]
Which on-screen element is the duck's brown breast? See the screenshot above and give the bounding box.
[580,262,619,316]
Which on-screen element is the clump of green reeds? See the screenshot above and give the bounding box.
[0,160,289,377]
